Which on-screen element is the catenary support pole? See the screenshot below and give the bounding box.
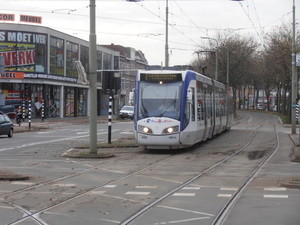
[292,0,297,134]
[89,0,98,154]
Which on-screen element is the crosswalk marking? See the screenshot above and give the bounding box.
[173,193,196,197]
[104,185,117,188]
[218,194,232,198]
[221,187,238,191]
[125,191,150,195]
[264,187,286,191]
[183,187,200,190]
[264,195,288,198]
[135,185,157,189]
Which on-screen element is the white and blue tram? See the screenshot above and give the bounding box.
[130,69,234,149]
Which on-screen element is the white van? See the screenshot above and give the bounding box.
[257,104,264,110]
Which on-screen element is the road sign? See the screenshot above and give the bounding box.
[297,53,300,66]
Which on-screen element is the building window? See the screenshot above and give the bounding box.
[36,44,47,73]
[0,31,47,73]
[50,36,64,75]
[97,50,102,82]
[66,41,78,77]
[80,45,89,80]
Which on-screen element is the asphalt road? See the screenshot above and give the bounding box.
[0,111,299,225]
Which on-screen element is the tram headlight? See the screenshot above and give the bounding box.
[138,125,153,134]
[162,126,179,134]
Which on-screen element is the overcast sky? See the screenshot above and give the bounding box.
[1,0,299,66]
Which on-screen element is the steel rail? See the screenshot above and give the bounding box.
[120,124,263,225]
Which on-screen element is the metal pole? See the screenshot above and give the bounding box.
[108,95,112,144]
[42,99,44,122]
[226,49,229,84]
[165,0,169,67]
[89,0,98,154]
[22,97,25,122]
[28,100,31,129]
[292,0,296,134]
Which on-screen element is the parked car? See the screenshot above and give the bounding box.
[256,104,264,110]
[119,106,134,120]
[0,114,14,137]
[0,105,17,119]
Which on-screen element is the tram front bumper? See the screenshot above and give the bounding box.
[136,132,184,149]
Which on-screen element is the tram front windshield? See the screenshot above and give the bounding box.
[138,81,182,120]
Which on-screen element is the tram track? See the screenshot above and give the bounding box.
[1,113,280,225]
[2,150,184,225]
[120,119,279,225]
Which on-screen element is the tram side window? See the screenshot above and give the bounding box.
[191,87,195,121]
[205,91,212,119]
[197,89,204,121]
[215,93,219,117]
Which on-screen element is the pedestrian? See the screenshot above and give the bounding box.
[16,106,22,126]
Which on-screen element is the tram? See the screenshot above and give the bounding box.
[129,68,234,149]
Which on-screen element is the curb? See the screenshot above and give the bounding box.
[0,170,30,181]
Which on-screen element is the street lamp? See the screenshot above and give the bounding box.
[201,37,219,81]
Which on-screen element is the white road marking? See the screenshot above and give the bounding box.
[90,191,106,194]
[11,181,35,185]
[218,194,232,197]
[158,205,214,216]
[183,187,200,190]
[0,206,14,209]
[125,191,150,195]
[264,187,286,191]
[104,185,117,188]
[221,187,238,191]
[135,185,157,189]
[264,195,288,198]
[76,132,89,134]
[173,193,195,196]
[0,131,119,152]
[153,217,212,224]
[52,183,76,187]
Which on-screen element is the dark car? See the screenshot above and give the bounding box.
[119,106,134,120]
[0,114,14,137]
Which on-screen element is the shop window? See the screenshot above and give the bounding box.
[66,41,78,77]
[36,44,47,73]
[50,36,64,75]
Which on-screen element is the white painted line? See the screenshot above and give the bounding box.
[104,185,117,188]
[52,183,76,187]
[158,205,214,216]
[90,191,106,195]
[183,187,200,190]
[125,191,150,195]
[173,193,196,197]
[37,131,56,134]
[77,132,89,135]
[221,187,238,191]
[153,217,212,224]
[218,194,232,197]
[0,131,118,153]
[11,181,35,185]
[264,187,286,191]
[135,186,157,189]
[264,195,288,198]
[0,206,14,209]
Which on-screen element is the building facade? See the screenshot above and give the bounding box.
[0,23,147,118]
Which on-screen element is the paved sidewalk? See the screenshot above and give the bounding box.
[13,115,116,132]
